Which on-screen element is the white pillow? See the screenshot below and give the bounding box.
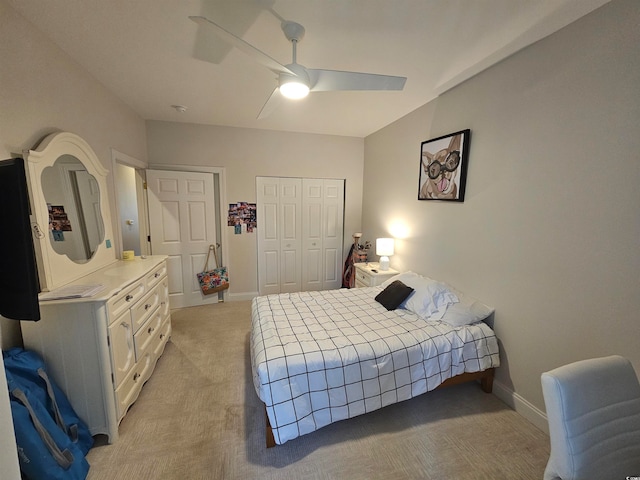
[439,290,495,327]
[380,272,458,320]
[380,271,420,289]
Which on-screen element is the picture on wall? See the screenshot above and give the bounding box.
[418,129,470,202]
[228,202,257,233]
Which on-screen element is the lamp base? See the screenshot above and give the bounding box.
[379,256,390,271]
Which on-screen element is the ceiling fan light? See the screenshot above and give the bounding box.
[279,65,310,99]
[279,79,309,99]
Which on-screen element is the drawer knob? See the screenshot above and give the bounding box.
[160,333,165,340]
[148,326,155,334]
[144,303,152,310]
[125,294,133,302]
[133,372,140,382]
[154,272,160,278]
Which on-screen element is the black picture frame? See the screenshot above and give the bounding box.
[418,129,470,202]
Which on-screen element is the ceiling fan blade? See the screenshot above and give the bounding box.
[257,87,282,120]
[308,69,406,92]
[192,1,270,65]
[189,16,294,75]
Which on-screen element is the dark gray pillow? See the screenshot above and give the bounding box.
[375,280,414,311]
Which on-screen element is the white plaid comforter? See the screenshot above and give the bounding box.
[250,287,500,445]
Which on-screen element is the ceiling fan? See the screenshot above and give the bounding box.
[189,15,407,119]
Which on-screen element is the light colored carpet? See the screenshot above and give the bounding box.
[86,301,550,480]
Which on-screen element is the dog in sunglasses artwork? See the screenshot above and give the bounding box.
[418,130,469,201]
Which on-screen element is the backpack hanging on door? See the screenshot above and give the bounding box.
[197,243,229,295]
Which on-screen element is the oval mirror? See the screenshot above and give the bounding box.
[41,154,105,263]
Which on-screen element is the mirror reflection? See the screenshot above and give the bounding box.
[41,154,105,263]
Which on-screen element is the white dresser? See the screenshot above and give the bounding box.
[354,262,399,288]
[21,256,171,443]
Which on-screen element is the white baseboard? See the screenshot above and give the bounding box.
[225,291,259,302]
[492,380,549,434]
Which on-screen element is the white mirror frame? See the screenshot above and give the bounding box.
[25,132,117,292]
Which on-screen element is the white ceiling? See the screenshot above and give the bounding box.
[8,0,610,138]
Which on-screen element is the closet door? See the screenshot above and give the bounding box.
[257,177,343,295]
[278,178,302,293]
[302,179,344,291]
[321,179,345,290]
[257,177,281,295]
[302,179,324,291]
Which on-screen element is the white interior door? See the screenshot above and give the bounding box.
[279,178,302,293]
[320,179,344,290]
[73,169,103,258]
[257,177,280,295]
[258,176,343,295]
[302,179,344,291]
[302,179,324,290]
[147,169,217,308]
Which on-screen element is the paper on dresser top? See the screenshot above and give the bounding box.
[39,284,106,301]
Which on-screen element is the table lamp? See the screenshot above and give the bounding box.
[376,238,394,271]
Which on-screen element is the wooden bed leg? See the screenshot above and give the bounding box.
[265,407,276,448]
[480,368,495,393]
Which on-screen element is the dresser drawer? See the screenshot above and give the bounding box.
[108,280,146,323]
[153,319,172,358]
[158,277,170,318]
[131,285,161,333]
[355,269,374,287]
[114,351,153,421]
[134,307,163,359]
[108,311,135,388]
[145,262,167,289]
[353,263,399,288]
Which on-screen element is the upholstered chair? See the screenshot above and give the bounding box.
[541,355,640,480]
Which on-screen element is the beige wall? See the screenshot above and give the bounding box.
[0,1,148,347]
[0,2,148,474]
[146,121,364,296]
[362,0,639,429]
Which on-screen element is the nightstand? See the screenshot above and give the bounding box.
[353,263,399,288]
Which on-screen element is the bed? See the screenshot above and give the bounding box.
[250,272,500,446]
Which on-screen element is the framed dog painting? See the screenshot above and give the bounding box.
[418,129,470,202]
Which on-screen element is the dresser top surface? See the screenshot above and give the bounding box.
[38,255,167,304]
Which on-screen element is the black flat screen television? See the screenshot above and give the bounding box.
[0,158,40,321]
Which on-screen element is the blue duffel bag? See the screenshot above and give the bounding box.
[6,374,90,480]
[3,348,93,455]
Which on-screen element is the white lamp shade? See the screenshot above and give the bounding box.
[376,238,395,256]
[376,238,394,271]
